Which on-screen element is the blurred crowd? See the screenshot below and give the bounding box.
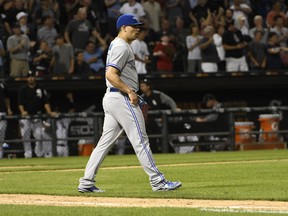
[0,0,288,77]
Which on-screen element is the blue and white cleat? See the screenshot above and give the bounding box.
[153,181,182,191]
[78,186,105,193]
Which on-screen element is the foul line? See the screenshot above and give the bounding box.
[1,158,288,174]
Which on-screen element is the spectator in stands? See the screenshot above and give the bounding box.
[247,31,267,70]
[266,1,286,28]
[155,17,173,41]
[213,24,226,71]
[224,8,234,26]
[0,80,13,159]
[266,32,284,70]
[189,0,224,28]
[119,0,146,20]
[2,0,27,36]
[17,70,58,158]
[199,25,220,73]
[105,0,122,37]
[270,15,288,67]
[236,15,249,37]
[142,19,159,71]
[33,40,52,76]
[222,19,249,72]
[142,0,163,33]
[186,24,202,73]
[230,0,252,29]
[0,39,5,77]
[73,50,92,74]
[64,0,81,21]
[16,11,36,42]
[171,16,190,72]
[153,34,175,72]
[130,29,151,74]
[65,0,100,28]
[270,15,288,47]
[249,15,268,43]
[64,7,100,52]
[83,34,107,73]
[37,15,58,49]
[165,0,184,29]
[7,23,30,77]
[34,0,60,28]
[50,34,74,75]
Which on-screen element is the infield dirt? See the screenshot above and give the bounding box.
[0,194,287,213]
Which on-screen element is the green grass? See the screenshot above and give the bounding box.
[0,204,285,216]
[0,150,287,215]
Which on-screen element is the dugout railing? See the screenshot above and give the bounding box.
[1,106,288,157]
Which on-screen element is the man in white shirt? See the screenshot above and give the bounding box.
[119,0,146,19]
[130,29,150,74]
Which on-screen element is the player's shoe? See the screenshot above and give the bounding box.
[78,186,105,193]
[153,181,182,191]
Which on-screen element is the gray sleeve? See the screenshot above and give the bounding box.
[204,103,221,122]
[204,113,219,122]
[6,37,14,51]
[107,45,129,71]
[159,91,177,111]
[23,35,30,50]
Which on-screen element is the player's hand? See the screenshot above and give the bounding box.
[48,111,59,118]
[21,111,29,117]
[7,109,13,116]
[128,91,138,105]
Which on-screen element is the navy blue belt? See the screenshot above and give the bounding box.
[110,87,119,92]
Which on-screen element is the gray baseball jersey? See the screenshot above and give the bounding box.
[106,37,139,91]
[78,36,168,191]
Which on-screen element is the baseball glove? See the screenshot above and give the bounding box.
[138,95,150,122]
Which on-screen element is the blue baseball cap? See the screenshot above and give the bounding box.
[116,14,144,29]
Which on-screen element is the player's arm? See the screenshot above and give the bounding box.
[5,98,13,115]
[44,103,58,117]
[18,104,28,116]
[159,91,178,111]
[106,66,138,105]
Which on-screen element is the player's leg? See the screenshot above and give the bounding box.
[78,97,123,189]
[19,119,33,158]
[42,128,52,158]
[114,95,168,189]
[56,119,70,157]
[32,120,44,157]
[0,120,7,159]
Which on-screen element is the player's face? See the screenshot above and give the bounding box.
[27,76,36,85]
[206,99,213,108]
[140,83,149,93]
[125,25,141,40]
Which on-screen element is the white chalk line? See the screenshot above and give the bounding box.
[201,207,288,214]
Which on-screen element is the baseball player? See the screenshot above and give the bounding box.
[78,14,182,192]
[18,70,57,158]
[51,92,75,157]
[0,81,13,159]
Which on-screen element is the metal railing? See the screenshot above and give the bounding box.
[1,106,287,157]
